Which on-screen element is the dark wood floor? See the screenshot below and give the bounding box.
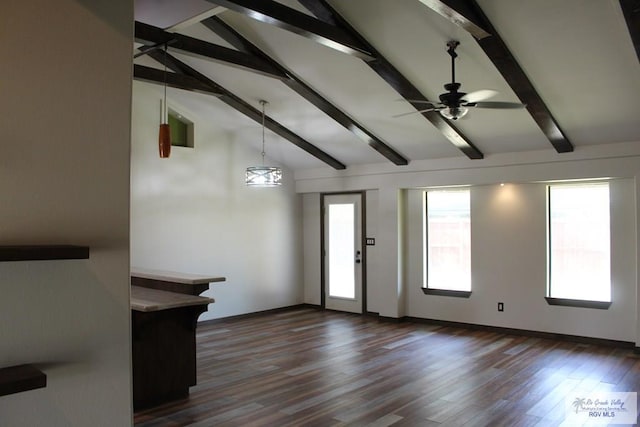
[134,307,640,426]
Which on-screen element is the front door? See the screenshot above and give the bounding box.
[323,193,363,314]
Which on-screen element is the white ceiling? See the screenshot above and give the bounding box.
[134,0,640,172]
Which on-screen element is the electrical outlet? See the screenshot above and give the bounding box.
[498,302,504,312]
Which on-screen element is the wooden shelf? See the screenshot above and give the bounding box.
[0,364,46,397]
[0,245,89,262]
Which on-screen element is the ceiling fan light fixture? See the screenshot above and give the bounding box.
[440,106,468,120]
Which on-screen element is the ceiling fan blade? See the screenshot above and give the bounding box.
[399,99,440,105]
[393,107,439,118]
[461,89,498,103]
[471,101,526,109]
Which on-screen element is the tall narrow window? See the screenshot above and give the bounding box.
[424,189,471,293]
[548,183,610,303]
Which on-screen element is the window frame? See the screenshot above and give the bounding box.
[422,188,472,298]
[168,108,195,148]
[545,182,612,309]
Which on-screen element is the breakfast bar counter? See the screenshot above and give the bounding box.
[131,285,214,312]
[131,285,214,410]
[131,268,226,296]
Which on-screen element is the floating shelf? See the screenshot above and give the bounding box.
[0,245,89,262]
[0,364,47,397]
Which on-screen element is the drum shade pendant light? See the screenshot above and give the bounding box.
[158,44,171,158]
[245,100,282,187]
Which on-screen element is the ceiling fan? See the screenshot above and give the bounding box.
[397,41,526,120]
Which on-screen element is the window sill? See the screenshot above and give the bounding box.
[544,297,611,310]
[422,288,471,298]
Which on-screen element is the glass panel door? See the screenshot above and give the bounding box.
[323,194,362,313]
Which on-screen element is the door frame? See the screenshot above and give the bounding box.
[320,191,367,313]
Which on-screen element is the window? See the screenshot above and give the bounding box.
[424,189,471,295]
[168,109,194,148]
[547,183,610,306]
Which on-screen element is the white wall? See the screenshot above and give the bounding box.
[0,1,132,425]
[365,190,382,314]
[404,179,636,342]
[301,189,396,315]
[130,82,303,320]
[299,143,640,342]
[302,193,321,305]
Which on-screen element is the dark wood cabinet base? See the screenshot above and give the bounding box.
[132,304,208,411]
[130,271,220,411]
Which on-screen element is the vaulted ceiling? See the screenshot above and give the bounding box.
[133,0,640,172]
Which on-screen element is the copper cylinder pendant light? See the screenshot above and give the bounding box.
[158,44,171,158]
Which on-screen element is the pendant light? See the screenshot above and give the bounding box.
[158,43,171,158]
[245,100,282,187]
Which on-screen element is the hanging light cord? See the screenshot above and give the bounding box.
[163,44,168,124]
[260,100,266,165]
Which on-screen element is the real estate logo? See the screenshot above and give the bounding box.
[565,392,637,425]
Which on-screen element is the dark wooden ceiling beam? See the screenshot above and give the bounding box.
[133,64,224,97]
[299,0,483,159]
[416,0,491,40]
[420,0,574,153]
[146,50,346,170]
[203,0,374,60]
[620,0,640,62]
[135,21,287,79]
[201,16,408,165]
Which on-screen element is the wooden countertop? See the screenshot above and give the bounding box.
[131,268,226,285]
[131,286,214,312]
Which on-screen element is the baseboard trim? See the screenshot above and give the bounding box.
[198,304,317,326]
[403,316,635,349]
[199,306,635,349]
[300,303,322,310]
[377,315,404,323]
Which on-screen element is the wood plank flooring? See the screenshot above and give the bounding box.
[134,308,640,426]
